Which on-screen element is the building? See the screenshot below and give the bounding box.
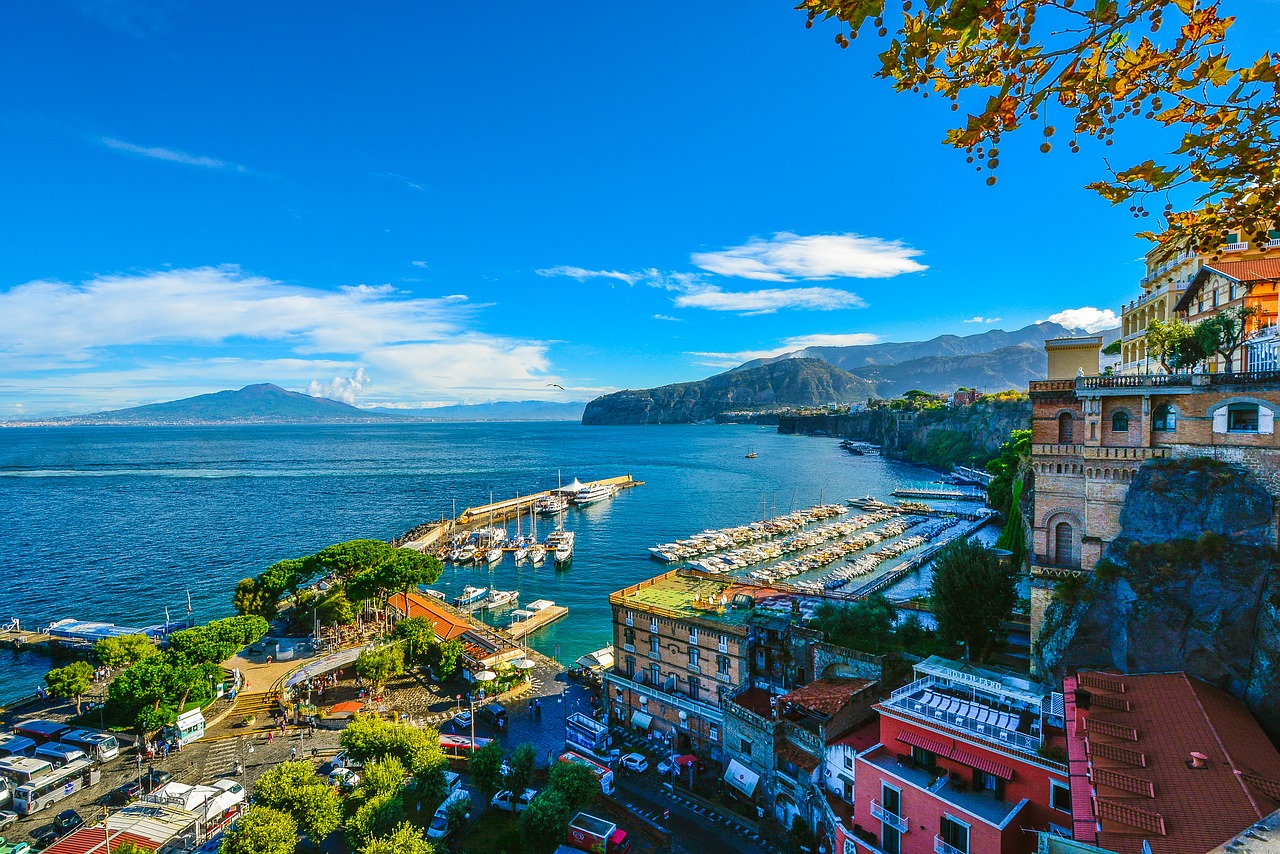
[388,590,525,670]
[1118,230,1280,374]
[1062,671,1280,854]
[848,657,1070,854]
[1173,257,1280,373]
[1027,337,1280,651]
[45,789,244,854]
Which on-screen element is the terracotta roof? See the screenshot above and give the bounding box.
[47,829,158,854]
[776,740,822,773]
[1176,258,1280,312]
[780,677,875,717]
[1064,671,1280,854]
[329,701,363,714]
[388,591,471,641]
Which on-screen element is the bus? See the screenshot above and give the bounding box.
[0,757,54,787]
[565,712,610,758]
[59,730,120,762]
[558,750,615,796]
[34,744,87,768]
[0,735,37,759]
[14,758,98,815]
[13,720,70,745]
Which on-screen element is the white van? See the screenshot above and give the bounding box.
[427,789,471,840]
[34,744,87,768]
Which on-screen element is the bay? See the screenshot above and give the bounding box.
[0,422,954,706]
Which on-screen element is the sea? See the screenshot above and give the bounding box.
[0,422,977,706]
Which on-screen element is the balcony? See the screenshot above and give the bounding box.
[1268,238,1280,248]
[1224,242,1250,252]
[718,641,729,653]
[649,650,662,661]
[1033,554,1082,572]
[687,663,702,675]
[622,643,635,653]
[935,836,968,854]
[864,749,1030,828]
[715,671,732,683]
[1028,379,1076,393]
[870,799,909,833]
[604,671,724,724]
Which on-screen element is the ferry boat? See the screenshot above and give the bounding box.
[483,590,519,610]
[572,483,615,506]
[453,586,489,608]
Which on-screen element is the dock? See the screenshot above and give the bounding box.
[395,474,644,554]
[506,604,568,641]
[891,487,986,502]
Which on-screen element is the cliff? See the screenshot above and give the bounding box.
[1033,458,1280,740]
[776,398,1032,470]
[581,358,877,425]
[849,345,1046,399]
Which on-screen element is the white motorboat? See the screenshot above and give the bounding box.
[484,545,504,565]
[456,543,477,563]
[535,494,568,515]
[572,483,615,506]
[453,586,489,607]
[548,529,575,565]
[483,590,519,610]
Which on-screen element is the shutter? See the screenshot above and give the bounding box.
[1213,409,1229,433]
[1261,408,1275,435]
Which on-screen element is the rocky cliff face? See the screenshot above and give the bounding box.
[581,359,877,425]
[776,399,1031,468]
[1034,459,1280,740]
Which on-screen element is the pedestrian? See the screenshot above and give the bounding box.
[268,731,273,743]
[290,747,297,760]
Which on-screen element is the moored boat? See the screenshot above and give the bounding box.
[452,586,489,607]
[572,483,615,506]
[483,589,519,610]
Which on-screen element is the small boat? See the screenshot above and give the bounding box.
[513,543,529,562]
[745,448,757,459]
[485,545,504,565]
[483,590,519,610]
[456,543,477,563]
[527,543,547,565]
[549,530,575,565]
[453,586,488,607]
[535,494,569,515]
[423,588,446,601]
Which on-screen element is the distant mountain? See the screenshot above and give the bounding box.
[582,358,878,425]
[847,344,1048,398]
[370,400,586,421]
[735,321,1109,373]
[20,384,412,426]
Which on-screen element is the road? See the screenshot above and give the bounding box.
[614,775,783,854]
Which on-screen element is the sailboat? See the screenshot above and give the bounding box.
[745,448,757,459]
[513,494,529,562]
[527,504,546,564]
[546,502,574,566]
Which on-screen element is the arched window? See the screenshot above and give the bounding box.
[1111,411,1129,432]
[1228,403,1260,433]
[1153,405,1176,432]
[1058,412,1074,444]
[1054,522,1076,567]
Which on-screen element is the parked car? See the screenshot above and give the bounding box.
[331,750,364,771]
[477,702,507,728]
[32,810,84,848]
[620,753,648,773]
[452,710,473,729]
[111,769,173,804]
[329,767,360,792]
[0,809,16,831]
[656,756,680,777]
[490,788,537,813]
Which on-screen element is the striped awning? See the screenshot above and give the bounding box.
[949,746,1015,780]
[896,729,952,757]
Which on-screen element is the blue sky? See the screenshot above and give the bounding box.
[1,1,1270,415]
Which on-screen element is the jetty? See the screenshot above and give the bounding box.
[395,474,643,554]
[506,600,568,641]
[891,487,986,502]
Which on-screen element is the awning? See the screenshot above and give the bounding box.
[631,711,654,730]
[949,746,1015,781]
[896,730,952,757]
[724,759,760,797]
[676,754,697,767]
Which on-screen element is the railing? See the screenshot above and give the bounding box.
[1032,443,1083,456]
[884,690,1044,754]
[686,663,701,675]
[1082,446,1169,461]
[649,650,662,661]
[783,720,824,754]
[890,675,936,701]
[606,671,724,722]
[934,836,968,854]
[1204,369,1280,387]
[1268,238,1280,248]
[1034,554,1082,571]
[871,800,909,833]
[1224,242,1250,252]
[718,641,729,653]
[622,643,635,653]
[1028,379,1076,393]
[1079,373,1187,389]
[715,671,732,683]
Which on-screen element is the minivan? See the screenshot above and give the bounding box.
[477,702,507,728]
[427,789,471,840]
[0,736,37,759]
[34,744,87,768]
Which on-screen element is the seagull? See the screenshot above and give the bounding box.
[547,383,565,390]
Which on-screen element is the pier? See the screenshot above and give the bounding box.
[506,603,568,640]
[395,474,643,554]
[891,487,986,502]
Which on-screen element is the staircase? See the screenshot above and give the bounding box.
[232,690,278,721]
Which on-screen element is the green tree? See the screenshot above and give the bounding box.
[233,577,277,620]
[108,843,150,854]
[797,0,1279,253]
[348,791,405,848]
[813,594,898,653]
[434,638,466,682]
[94,634,157,669]
[392,617,438,665]
[360,823,435,854]
[1101,339,1123,357]
[1194,305,1260,373]
[380,549,444,610]
[360,756,408,798]
[355,644,406,693]
[547,761,599,813]
[221,805,298,854]
[929,539,1017,662]
[314,539,399,581]
[469,739,506,799]
[519,789,573,854]
[45,661,94,715]
[317,588,356,627]
[133,705,175,736]
[252,760,342,840]
[1146,317,1205,373]
[985,429,1030,518]
[444,794,472,835]
[340,714,448,781]
[109,656,170,710]
[505,743,537,798]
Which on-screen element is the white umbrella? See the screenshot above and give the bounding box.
[475,670,498,681]
[513,659,536,670]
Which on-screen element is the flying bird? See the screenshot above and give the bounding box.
[547,383,565,390]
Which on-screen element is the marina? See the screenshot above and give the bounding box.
[891,486,987,501]
[505,599,569,641]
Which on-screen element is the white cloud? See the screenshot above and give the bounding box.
[963,316,1002,324]
[673,285,866,315]
[371,172,428,192]
[0,266,565,412]
[308,368,371,404]
[689,331,879,365]
[102,137,251,173]
[1044,307,1120,333]
[690,232,927,282]
[535,266,639,285]
[652,314,682,322]
[411,260,429,269]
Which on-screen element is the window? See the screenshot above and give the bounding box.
[740,737,752,757]
[1229,403,1260,432]
[973,769,1005,801]
[1055,522,1075,567]
[625,657,635,678]
[624,627,635,646]
[689,677,700,701]
[843,753,854,771]
[688,627,698,646]
[650,664,660,685]
[939,816,970,854]
[1058,412,1074,444]
[911,746,936,769]
[1153,404,1176,432]
[689,647,699,667]
[1050,779,1072,813]
[717,655,730,675]
[1111,411,1129,432]
[649,634,660,655]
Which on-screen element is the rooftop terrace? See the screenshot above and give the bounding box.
[610,570,790,627]
[861,743,1031,828]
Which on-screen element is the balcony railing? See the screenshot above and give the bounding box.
[715,671,732,683]
[871,800,909,833]
[885,676,1045,755]
[1224,241,1250,252]
[1033,554,1082,570]
[1268,238,1280,248]
[622,643,635,653]
[1028,379,1076,393]
[687,663,701,675]
[934,836,968,854]
[1203,369,1280,387]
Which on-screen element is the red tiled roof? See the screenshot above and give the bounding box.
[780,677,875,717]
[47,828,158,854]
[1176,258,1280,312]
[329,701,363,714]
[776,740,822,773]
[388,591,471,641]
[1064,671,1280,854]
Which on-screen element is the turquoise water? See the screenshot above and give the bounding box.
[0,422,957,704]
